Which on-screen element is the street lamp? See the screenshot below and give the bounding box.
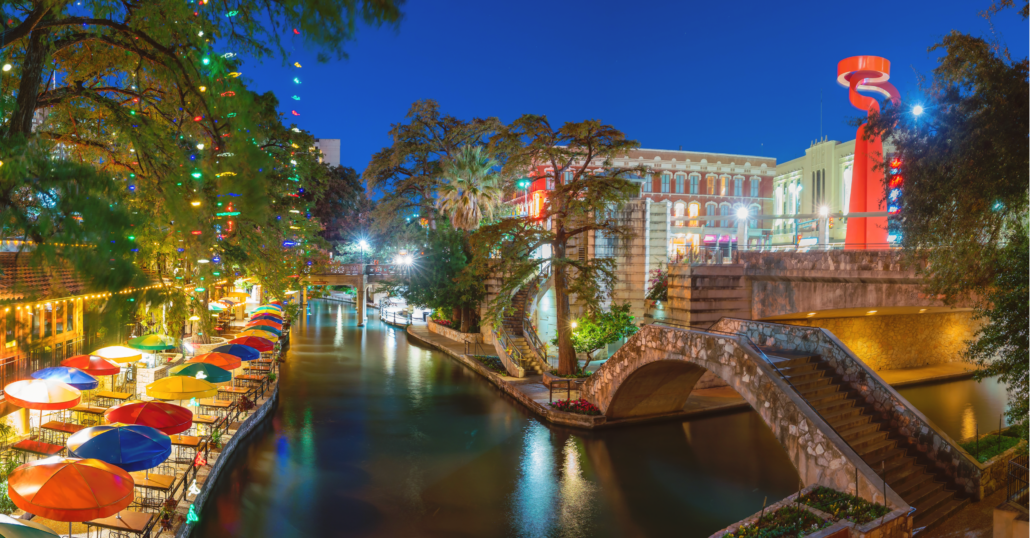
[358,239,369,265]
[912,105,924,116]
[735,207,750,251]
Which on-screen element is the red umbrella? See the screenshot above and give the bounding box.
[8,457,134,534]
[247,320,282,329]
[105,401,193,435]
[60,355,120,377]
[229,336,274,352]
[188,352,242,371]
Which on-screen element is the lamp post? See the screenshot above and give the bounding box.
[735,206,750,251]
[358,239,369,266]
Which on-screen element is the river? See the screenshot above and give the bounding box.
[193,300,1007,538]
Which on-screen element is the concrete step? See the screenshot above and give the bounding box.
[837,422,881,441]
[822,404,861,424]
[895,473,939,501]
[799,383,838,400]
[864,446,909,468]
[913,497,967,534]
[847,430,891,451]
[912,486,953,516]
[856,438,898,459]
[828,413,869,432]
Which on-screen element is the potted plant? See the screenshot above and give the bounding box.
[158,498,183,530]
[209,428,223,450]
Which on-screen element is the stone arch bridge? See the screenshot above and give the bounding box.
[301,263,399,326]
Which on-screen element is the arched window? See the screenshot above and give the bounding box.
[719,203,730,228]
[661,173,671,193]
[749,204,761,228]
[674,202,685,217]
[675,174,685,194]
[705,202,717,226]
[689,174,700,194]
[688,202,700,227]
[733,176,743,196]
[706,175,716,195]
[750,177,760,197]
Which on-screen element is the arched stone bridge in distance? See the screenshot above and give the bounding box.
[579,318,985,519]
[301,263,400,326]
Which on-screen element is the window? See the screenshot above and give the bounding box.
[66,303,75,333]
[689,174,700,194]
[750,177,760,197]
[749,204,761,228]
[720,176,729,196]
[641,175,651,192]
[688,202,699,227]
[705,202,716,226]
[733,176,743,196]
[547,174,555,190]
[55,303,64,334]
[563,171,573,185]
[706,175,715,195]
[719,203,730,228]
[661,173,670,193]
[674,202,685,217]
[30,309,38,339]
[675,174,684,194]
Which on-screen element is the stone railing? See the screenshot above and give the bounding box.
[712,317,984,499]
[427,320,482,344]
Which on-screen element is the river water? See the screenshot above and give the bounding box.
[194,301,1007,538]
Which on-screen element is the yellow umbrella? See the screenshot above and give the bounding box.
[92,346,142,364]
[145,376,217,400]
[237,330,279,342]
[227,292,249,300]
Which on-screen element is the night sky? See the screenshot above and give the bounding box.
[241,0,1028,172]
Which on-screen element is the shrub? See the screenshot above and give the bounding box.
[549,398,601,416]
[960,434,1024,463]
[800,486,890,524]
[726,505,829,538]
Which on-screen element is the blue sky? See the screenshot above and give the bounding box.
[241,0,1028,171]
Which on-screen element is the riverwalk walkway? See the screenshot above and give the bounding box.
[406,324,979,427]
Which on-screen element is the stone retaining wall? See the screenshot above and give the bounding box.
[713,318,983,500]
[427,320,483,344]
[974,440,1027,496]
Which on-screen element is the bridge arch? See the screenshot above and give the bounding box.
[582,324,902,507]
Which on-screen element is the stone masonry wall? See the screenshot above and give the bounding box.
[427,320,483,344]
[713,318,983,500]
[783,312,978,371]
[582,324,907,509]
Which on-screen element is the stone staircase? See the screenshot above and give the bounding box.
[503,287,529,336]
[763,349,968,534]
[509,335,546,375]
[501,284,551,375]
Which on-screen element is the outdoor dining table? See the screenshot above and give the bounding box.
[69,403,109,426]
[217,386,249,402]
[86,510,154,537]
[129,471,176,511]
[40,420,86,444]
[169,434,201,464]
[234,374,265,388]
[94,389,133,407]
[10,438,64,462]
[192,414,218,436]
[252,359,274,365]
[199,399,233,417]
[245,364,272,372]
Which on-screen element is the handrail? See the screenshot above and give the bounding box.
[495,323,524,369]
[522,317,546,363]
[1007,455,1029,508]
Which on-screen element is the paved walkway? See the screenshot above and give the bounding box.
[877,362,977,387]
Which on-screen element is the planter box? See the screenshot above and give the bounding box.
[427,321,482,343]
[966,436,1028,497]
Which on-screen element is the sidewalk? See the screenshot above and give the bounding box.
[877,362,977,387]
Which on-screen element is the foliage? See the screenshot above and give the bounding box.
[550,303,637,372]
[726,506,828,538]
[646,267,668,302]
[960,433,1025,463]
[548,398,600,416]
[863,4,1028,439]
[473,355,506,375]
[268,372,277,382]
[309,165,364,241]
[547,368,591,379]
[239,396,255,412]
[0,458,20,514]
[436,145,503,231]
[800,487,890,525]
[158,497,183,530]
[209,428,222,449]
[477,116,644,375]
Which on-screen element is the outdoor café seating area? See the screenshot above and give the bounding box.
[0,300,287,538]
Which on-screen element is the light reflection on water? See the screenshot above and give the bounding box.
[897,375,1009,440]
[193,302,1006,537]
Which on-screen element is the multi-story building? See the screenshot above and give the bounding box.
[771,137,894,247]
[313,138,341,167]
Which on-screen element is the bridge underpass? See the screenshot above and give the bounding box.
[302,263,399,326]
[580,318,985,530]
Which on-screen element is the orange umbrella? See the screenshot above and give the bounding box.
[5,379,81,433]
[187,352,242,371]
[8,458,134,532]
[247,320,282,329]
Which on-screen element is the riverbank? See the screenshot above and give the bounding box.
[406,324,982,430]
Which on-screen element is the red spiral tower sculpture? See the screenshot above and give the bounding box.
[837,56,900,249]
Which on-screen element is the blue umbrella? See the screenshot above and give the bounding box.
[31,367,99,391]
[250,314,283,323]
[244,324,282,336]
[67,424,172,473]
[211,344,260,362]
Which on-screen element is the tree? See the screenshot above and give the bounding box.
[437,146,503,231]
[477,116,644,375]
[863,2,1028,437]
[307,165,364,241]
[552,303,638,374]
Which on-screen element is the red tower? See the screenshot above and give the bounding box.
[837,56,900,249]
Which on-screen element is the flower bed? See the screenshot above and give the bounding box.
[800,487,890,524]
[960,433,1023,463]
[473,355,506,375]
[548,369,591,379]
[549,398,601,416]
[725,506,830,538]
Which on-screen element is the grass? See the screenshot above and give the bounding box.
[960,433,1024,463]
[800,486,891,524]
[472,355,507,375]
[548,369,592,379]
[726,505,829,538]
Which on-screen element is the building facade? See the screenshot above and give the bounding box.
[313,138,341,167]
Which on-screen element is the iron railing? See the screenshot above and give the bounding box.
[494,323,524,372]
[380,309,411,326]
[1007,455,1029,508]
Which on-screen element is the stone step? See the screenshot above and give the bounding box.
[886,462,925,486]
[813,396,856,414]
[799,383,838,400]
[836,421,881,441]
[847,430,891,451]
[856,438,898,459]
[912,485,953,515]
[807,391,847,407]
[913,497,967,534]
[864,446,909,468]
[828,412,869,432]
[895,473,939,500]
[821,404,861,424]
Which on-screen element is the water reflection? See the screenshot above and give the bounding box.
[897,376,1009,440]
[194,302,1005,538]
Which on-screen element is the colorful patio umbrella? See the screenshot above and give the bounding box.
[68,425,172,473]
[244,324,281,336]
[211,344,260,362]
[226,291,249,300]
[228,336,274,352]
[126,334,177,351]
[208,302,226,312]
[91,346,142,364]
[31,367,99,391]
[105,402,192,436]
[256,304,281,311]
[250,313,283,321]
[0,513,60,538]
[168,363,232,384]
[247,320,282,329]
[237,330,279,343]
[61,355,120,377]
[4,379,81,411]
[145,376,217,401]
[7,458,134,531]
[187,352,241,371]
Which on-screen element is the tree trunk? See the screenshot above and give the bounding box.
[581,350,596,374]
[554,243,576,375]
[7,28,49,137]
[459,304,470,333]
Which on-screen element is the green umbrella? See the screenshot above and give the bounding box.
[168,363,232,385]
[127,334,177,351]
[0,513,60,538]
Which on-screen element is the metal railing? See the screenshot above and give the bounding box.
[316,263,402,276]
[494,323,524,371]
[1007,455,1029,508]
[379,309,411,326]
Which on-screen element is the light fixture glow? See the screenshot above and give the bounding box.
[867,310,877,314]
[819,206,829,217]
[736,207,750,219]
[1,64,11,72]
[912,105,924,116]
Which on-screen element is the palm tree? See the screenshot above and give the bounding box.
[436,146,502,231]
